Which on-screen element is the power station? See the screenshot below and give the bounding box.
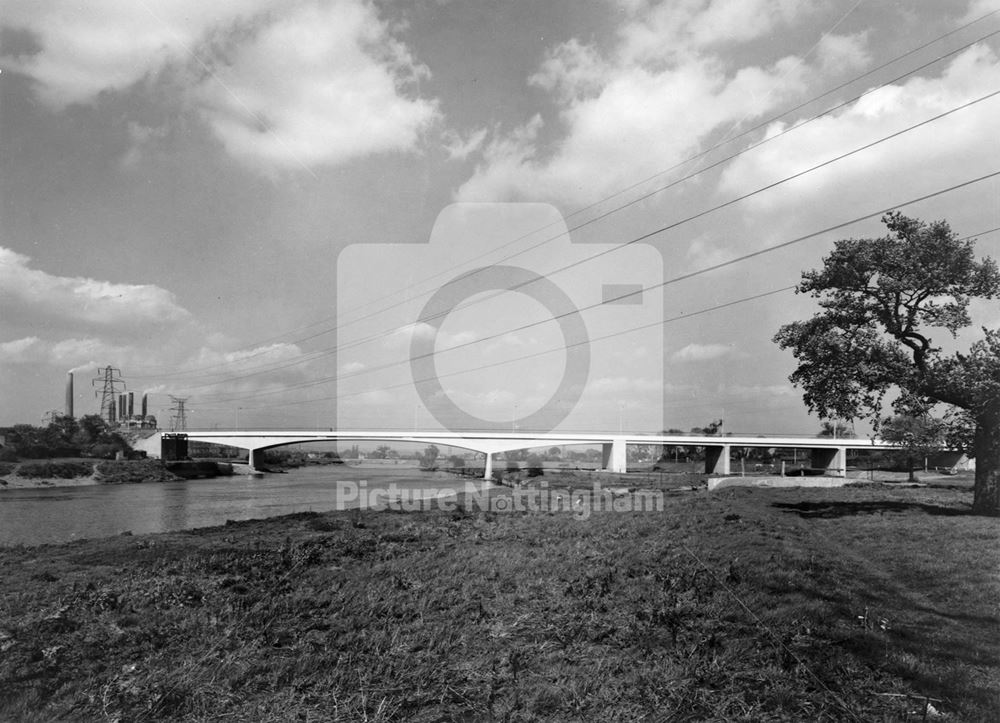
[61,368,157,430]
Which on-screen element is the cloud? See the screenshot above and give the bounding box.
[0,0,267,107]
[815,32,871,75]
[723,383,797,397]
[195,1,439,171]
[443,127,488,161]
[0,337,41,364]
[716,45,1000,216]
[1,0,439,172]
[0,246,190,330]
[0,334,133,369]
[620,0,804,55]
[671,343,735,362]
[341,361,366,374]
[587,375,672,394]
[961,0,1000,24]
[382,322,436,350]
[186,342,304,371]
[0,246,317,411]
[454,0,822,204]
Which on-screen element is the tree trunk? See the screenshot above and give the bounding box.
[972,417,1000,516]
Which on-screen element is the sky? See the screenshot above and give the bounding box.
[1,0,999,438]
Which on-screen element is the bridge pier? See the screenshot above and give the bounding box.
[705,445,731,475]
[810,447,847,477]
[484,452,493,480]
[248,448,262,472]
[602,438,628,474]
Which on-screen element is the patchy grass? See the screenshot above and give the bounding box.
[0,483,997,721]
[95,460,183,485]
[13,461,94,479]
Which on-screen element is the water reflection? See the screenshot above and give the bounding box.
[0,465,468,547]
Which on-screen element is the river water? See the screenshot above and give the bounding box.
[0,464,480,547]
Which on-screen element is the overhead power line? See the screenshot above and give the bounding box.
[127,16,1000,382]
[203,170,1000,408]
[178,88,1000,398]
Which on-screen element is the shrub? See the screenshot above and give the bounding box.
[16,461,93,479]
[96,460,182,485]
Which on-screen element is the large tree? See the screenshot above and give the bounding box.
[774,212,1000,515]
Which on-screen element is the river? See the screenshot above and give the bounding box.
[0,464,482,547]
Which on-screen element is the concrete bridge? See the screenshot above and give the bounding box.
[153,430,900,479]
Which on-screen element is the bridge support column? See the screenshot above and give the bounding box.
[248,448,261,471]
[705,445,731,475]
[810,447,847,477]
[484,452,493,480]
[602,438,628,473]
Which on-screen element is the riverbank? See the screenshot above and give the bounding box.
[0,459,232,489]
[1,479,997,721]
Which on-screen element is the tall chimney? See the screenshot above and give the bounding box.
[127,391,134,419]
[65,372,74,418]
[118,394,126,420]
[141,393,148,419]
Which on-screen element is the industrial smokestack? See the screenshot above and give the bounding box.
[118,394,126,420]
[141,393,148,419]
[65,372,74,418]
[127,391,134,419]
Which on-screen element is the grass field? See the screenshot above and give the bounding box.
[1,477,997,721]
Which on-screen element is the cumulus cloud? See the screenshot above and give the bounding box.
[0,0,267,107]
[455,0,823,203]
[0,336,41,364]
[195,1,439,171]
[815,32,871,75]
[1,0,439,172]
[671,343,735,362]
[0,334,133,369]
[185,342,305,371]
[616,0,804,58]
[716,45,1000,216]
[442,127,489,161]
[0,246,190,329]
[961,0,1000,24]
[341,361,366,374]
[0,246,316,410]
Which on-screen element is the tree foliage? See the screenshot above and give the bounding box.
[0,415,130,459]
[774,213,1000,514]
[880,414,946,481]
[418,444,440,468]
[818,420,854,438]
